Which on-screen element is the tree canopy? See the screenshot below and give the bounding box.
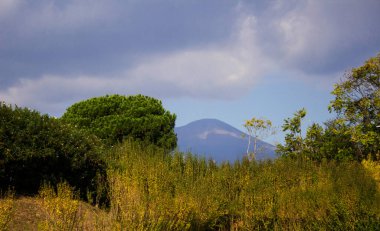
[328,53,380,159]
[0,102,107,202]
[61,94,177,150]
[276,108,307,158]
[277,53,380,161]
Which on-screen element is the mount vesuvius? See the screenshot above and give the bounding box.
[175,119,276,163]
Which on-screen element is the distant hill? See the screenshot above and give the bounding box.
[175,119,276,163]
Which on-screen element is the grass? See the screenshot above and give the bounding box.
[0,191,14,230]
[3,195,112,231]
[1,140,380,230]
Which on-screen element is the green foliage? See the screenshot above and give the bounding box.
[328,53,380,160]
[2,53,380,229]
[0,102,107,202]
[280,53,379,161]
[61,94,177,150]
[304,119,357,161]
[276,108,307,158]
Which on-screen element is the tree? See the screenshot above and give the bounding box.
[61,94,177,150]
[328,53,380,160]
[276,108,307,158]
[0,102,107,203]
[243,117,274,161]
[304,123,324,160]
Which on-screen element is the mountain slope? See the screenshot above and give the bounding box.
[175,119,276,162]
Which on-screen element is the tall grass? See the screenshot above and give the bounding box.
[104,141,380,230]
[38,182,83,231]
[0,191,14,230]
[3,140,379,230]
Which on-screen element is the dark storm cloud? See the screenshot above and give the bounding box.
[0,0,238,88]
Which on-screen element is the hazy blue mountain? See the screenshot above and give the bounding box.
[175,119,277,163]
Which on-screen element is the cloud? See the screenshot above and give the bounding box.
[0,13,267,115]
[7,0,114,33]
[0,75,105,115]
[126,50,252,99]
[0,0,20,17]
[125,15,266,99]
[268,0,380,74]
[0,0,380,116]
[0,0,238,88]
[198,129,241,140]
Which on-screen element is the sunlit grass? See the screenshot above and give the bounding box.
[37,182,83,231]
[0,191,14,230]
[103,141,380,230]
[3,140,380,230]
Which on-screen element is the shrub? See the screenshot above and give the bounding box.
[0,102,107,203]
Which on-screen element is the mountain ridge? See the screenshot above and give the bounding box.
[175,118,276,162]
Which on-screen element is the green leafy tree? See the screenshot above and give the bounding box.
[302,119,358,162]
[61,94,177,150]
[328,53,380,160]
[322,119,356,160]
[243,117,274,161]
[0,102,107,202]
[276,108,307,158]
[304,123,324,160]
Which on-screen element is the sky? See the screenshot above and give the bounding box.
[1,0,380,144]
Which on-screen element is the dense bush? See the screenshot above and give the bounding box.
[61,94,177,150]
[0,102,107,202]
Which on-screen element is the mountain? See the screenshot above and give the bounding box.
[175,119,276,163]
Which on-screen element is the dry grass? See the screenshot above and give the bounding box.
[0,192,14,231]
[4,196,111,231]
[2,143,379,230]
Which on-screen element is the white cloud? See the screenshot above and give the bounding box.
[0,75,109,114]
[124,14,268,99]
[198,129,241,140]
[274,1,337,62]
[126,50,251,99]
[270,0,380,73]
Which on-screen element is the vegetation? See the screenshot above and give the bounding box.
[61,94,177,150]
[243,117,275,160]
[0,103,107,202]
[38,182,83,231]
[0,191,14,230]
[277,53,379,162]
[0,54,379,230]
[276,108,307,158]
[328,53,380,159]
[1,142,379,230]
[103,141,379,230]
